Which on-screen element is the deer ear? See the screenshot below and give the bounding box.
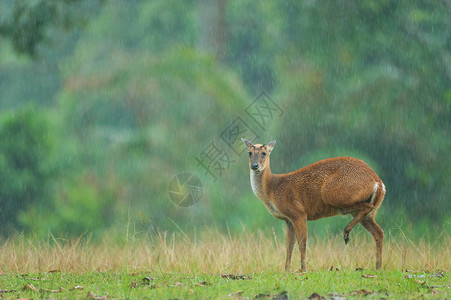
[241,138,254,151]
[265,140,276,152]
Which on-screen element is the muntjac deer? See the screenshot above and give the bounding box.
[241,138,385,271]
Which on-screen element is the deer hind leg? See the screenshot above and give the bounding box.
[285,221,296,272]
[343,202,374,244]
[361,183,385,269]
[361,217,384,269]
[342,182,383,244]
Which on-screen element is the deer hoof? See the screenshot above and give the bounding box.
[344,232,350,244]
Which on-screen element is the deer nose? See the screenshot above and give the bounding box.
[251,163,259,170]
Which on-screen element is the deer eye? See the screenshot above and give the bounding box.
[262,152,267,156]
[248,152,252,157]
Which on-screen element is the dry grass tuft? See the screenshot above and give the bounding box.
[0,230,449,274]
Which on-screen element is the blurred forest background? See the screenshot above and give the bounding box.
[0,0,449,240]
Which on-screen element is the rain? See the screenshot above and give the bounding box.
[0,0,449,298]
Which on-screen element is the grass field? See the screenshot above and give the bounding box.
[0,230,449,299]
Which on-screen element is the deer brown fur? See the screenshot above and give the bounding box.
[241,138,385,271]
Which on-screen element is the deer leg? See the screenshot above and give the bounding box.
[285,220,296,272]
[361,217,384,269]
[343,203,374,244]
[291,214,308,271]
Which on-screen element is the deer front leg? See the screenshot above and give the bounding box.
[291,214,308,271]
[285,220,296,272]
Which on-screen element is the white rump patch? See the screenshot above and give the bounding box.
[371,182,379,204]
[367,182,379,218]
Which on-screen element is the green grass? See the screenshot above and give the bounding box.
[0,270,448,299]
[0,231,449,299]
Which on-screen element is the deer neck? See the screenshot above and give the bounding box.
[250,162,288,219]
[250,164,273,201]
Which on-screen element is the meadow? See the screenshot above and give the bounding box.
[0,230,449,299]
[1,1,449,299]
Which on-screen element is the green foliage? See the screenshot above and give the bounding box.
[0,106,55,231]
[225,1,280,93]
[138,0,196,52]
[273,0,450,224]
[19,172,120,238]
[58,41,249,233]
[0,0,103,57]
